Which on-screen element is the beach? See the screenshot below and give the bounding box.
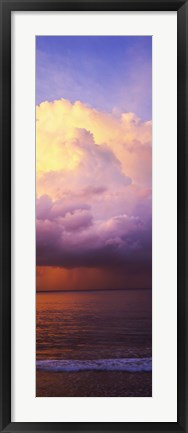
[36,371,152,397]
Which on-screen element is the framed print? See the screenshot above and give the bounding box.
[0,0,187,432]
[35,34,152,399]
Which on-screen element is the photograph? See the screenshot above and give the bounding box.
[36,35,152,397]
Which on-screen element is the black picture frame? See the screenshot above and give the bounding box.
[0,0,187,432]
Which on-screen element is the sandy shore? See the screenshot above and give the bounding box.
[36,370,152,397]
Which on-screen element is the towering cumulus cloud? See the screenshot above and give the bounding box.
[36,98,152,291]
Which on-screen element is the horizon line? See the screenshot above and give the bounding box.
[36,287,152,294]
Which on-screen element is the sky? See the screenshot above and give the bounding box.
[36,36,152,291]
[36,36,152,121]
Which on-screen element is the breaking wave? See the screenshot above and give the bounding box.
[36,357,152,372]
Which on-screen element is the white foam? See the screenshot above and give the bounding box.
[36,357,152,372]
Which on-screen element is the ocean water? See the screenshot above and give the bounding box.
[36,289,152,373]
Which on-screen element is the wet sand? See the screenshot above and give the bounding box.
[36,371,152,397]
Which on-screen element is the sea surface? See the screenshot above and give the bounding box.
[36,289,152,396]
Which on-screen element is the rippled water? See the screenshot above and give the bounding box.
[36,289,152,365]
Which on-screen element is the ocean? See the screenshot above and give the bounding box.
[36,289,152,397]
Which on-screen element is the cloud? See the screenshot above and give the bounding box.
[36,194,91,220]
[37,126,132,200]
[36,99,152,191]
[36,98,152,277]
[36,200,151,268]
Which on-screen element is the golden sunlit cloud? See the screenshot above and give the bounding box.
[36,98,152,195]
